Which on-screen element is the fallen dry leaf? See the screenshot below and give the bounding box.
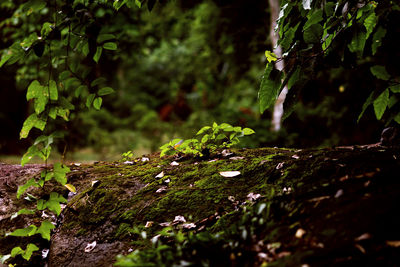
[145,221,154,228]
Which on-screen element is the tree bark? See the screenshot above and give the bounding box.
[269,0,287,131]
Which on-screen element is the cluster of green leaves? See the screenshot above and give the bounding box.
[160,122,255,157]
[115,202,271,266]
[259,0,400,125]
[121,150,134,161]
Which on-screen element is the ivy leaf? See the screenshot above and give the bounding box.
[264,51,277,63]
[373,89,389,120]
[11,208,35,220]
[259,63,283,113]
[98,87,115,96]
[6,225,37,237]
[22,243,39,261]
[93,46,102,63]
[17,177,39,198]
[49,80,58,100]
[36,220,55,240]
[370,65,390,80]
[103,42,117,50]
[53,162,70,185]
[303,24,323,44]
[20,113,47,139]
[93,97,102,110]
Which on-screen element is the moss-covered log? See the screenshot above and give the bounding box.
[0,146,399,266]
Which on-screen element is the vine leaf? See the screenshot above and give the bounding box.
[93,97,102,110]
[49,80,58,101]
[6,225,37,237]
[53,163,70,185]
[17,178,39,198]
[36,220,55,240]
[372,27,386,55]
[373,89,389,120]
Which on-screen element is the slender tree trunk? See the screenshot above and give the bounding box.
[269,0,287,131]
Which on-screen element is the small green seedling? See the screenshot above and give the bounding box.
[160,122,255,157]
[122,150,134,161]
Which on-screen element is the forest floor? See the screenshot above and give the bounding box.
[0,145,400,266]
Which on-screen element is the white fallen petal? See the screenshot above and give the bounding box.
[170,161,179,166]
[91,180,99,187]
[219,171,241,177]
[42,249,49,259]
[230,156,245,160]
[156,186,168,193]
[73,163,81,166]
[155,171,164,179]
[141,157,150,162]
[295,228,306,239]
[228,196,235,202]
[164,178,171,184]
[221,149,233,157]
[276,162,284,170]
[247,192,261,201]
[181,223,196,229]
[173,215,186,223]
[208,159,218,162]
[159,222,171,227]
[123,161,134,165]
[292,154,300,159]
[84,241,96,252]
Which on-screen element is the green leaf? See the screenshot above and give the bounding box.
[22,0,46,14]
[41,22,52,37]
[86,93,96,108]
[26,80,42,100]
[36,220,55,240]
[135,0,142,8]
[37,199,45,210]
[196,126,212,135]
[11,208,35,220]
[303,9,323,31]
[98,87,115,96]
[97,34,116,43]
[59,70,71,80]
[11,247,24,257]
[363,11,377,39]
[17,178,39,198]
[288,66,301,90]
[91,77,107,87]
[373,89,389,120]
[348,30,366,57]
[394,112,400,124]
[303,24,323,44]
[93,46,102,63]
[21,145,40,166]
[370,65,390,80]
[279,22,300,51]
[0,52,12,68]
[59,96,75,110]
[22,243,39,260]
[7,225,37,237]
[243,128,255,135]
[49,80,58,100]
[264,51,277,63]
[82,42,89,57]
[75,85,87,98]
[372,27,386,55]
[20,113,47,139]
[357,91,374,123]
[389,84,400,93]
[259,63,283,113]
[93,97,102,110]
[103,42,117,50]
[53,162,70,185]
[34,94,48,114]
